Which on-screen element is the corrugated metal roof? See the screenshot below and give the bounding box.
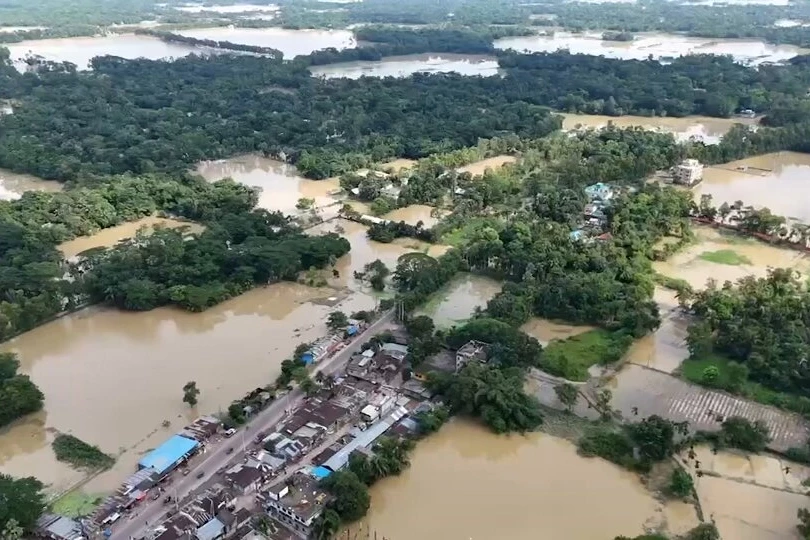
[196,518,225,540]
[138,435,199,474]
[322,418,393,472]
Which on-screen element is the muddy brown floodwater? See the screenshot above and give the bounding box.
[560,113,756,145]
[415,273,501,328]
[57,216,205,259]
[0,169,63,200]
[382,204,447,227]
[309,53,501,79]
[348,421,696,540]
[195,155,340,214]
[520,317,595,346]
[175,27,355,58]
[457,155,516,176]
[623,288,691,373]
[696,151,810,221]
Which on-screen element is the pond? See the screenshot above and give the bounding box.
[416,273,502,328]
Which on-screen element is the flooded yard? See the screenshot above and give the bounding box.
[416,273,501,327]
[350,420,694,539]
[0,169,63,200]
[623,288,691,373]
[653,226,810,291]
[560,113,756,145]
[494,31,807,65]
[381,204,447,227]
[309,53,500,79]
[57,216,205,259]
[6,34,205,71]
[175,27,354,58]
[520,317,595,346]
[457,155,516,176]
[195,155,340,214]
[696,151,810,221]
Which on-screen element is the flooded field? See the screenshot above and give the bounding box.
[697,151,810,221]
[195,155,340,214]
[175,27,354,58]
[381,204,446,227]
[623,288,690,373]
[494,31,807,65]
[457,155,516,176]
[57,216,205,259]
[0,169,63,200]
[416,273,501,327]
[309,53,500,79]
[174,3,279,13]
[653,226,810,291]
[5,34,205,71]
[520,317,595,346]
[561,113,756,145]
[352,420,692,539]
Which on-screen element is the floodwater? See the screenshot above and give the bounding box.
[653,225,810,290]
[494,32,807,65]
[560,113,756,145]
[195,155,340,214]
[174,3,279,13]
[352,421,687,540]
[57,216,205,259]
[175,27,354,58]
[696,151,810,221]
[309,53,501,79]
[382,204,447,227]
[520,317,595,346]
[416,273,501,327]
[0,169,63,201]
[623,288,690,373]
[457,155,516,176]
[5,34,205,71]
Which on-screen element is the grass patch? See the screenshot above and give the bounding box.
[50,491,103,518]
[52,434,115,470]
[653,271,692,295]
[540,329,633,382]
[697,249,751,266]
[680,353,810,415]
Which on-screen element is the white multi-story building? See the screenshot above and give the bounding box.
[674,159,704,186]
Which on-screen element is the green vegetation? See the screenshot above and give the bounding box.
[554,382,579,413]
[0,474,45,533]
[52,434,115,470]
[0,353,43,428]
[616,524,718,540]
[697,249,751,266]
[182,381,200,407]
[683,270,810,415]
[694,416,772,453]
[50,491,103,518]
[541,329,633,382]
[667,467,694,499]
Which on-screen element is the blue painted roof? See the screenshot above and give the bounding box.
[138,435,199,474]
[196,518,225,540]
[312,466,332,479]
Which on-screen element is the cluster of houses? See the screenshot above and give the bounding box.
[570,182,618,243]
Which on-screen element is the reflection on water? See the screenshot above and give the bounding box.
[176,27,354,58]
[494,31,807,65]
[520,317,595,346]
[310,53,501,79]
[195,155,339,214]
[6,34,205,71]
[0,169,63,200]
[351,421,669,540]
[561,113,755,145]
[697,151,810,221]
[57,216,205,259]
[417,273,501,328]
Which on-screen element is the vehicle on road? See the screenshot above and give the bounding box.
[226,447,234,455]
[224,428,236,437]
[182,469,190,476]
[195,471,205,479]
[163,496,173,505]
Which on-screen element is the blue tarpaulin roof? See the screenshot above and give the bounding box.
[138,435,199,474]
[312,466,332,479]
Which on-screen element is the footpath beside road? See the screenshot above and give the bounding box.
[109,310,394,540]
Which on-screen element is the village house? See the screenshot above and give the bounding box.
[262,473,332,539]
[224,463,264,495]
[673,158,704,186]
[584,182,614,202]
[455,340,489,371]
[37,515,85,540]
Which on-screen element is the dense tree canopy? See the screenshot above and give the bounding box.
[0,353,43,428]
[0,474,45,533]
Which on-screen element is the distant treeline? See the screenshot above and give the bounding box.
[137,29,283,59]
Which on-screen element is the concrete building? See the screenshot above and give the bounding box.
[585,182,614,202]
[263,474,332,538]
[37,514,85,540]
[673,159,704,186]
[138,435,199,476]
[224,463,264,495]
[455,340,489,370]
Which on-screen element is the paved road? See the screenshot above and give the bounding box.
[110,310,394,540]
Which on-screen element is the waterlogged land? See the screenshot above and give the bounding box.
[457,155,516,176]
[382,204,447,227]
[175,27,355,58]
[0,169,62,200]
[5,34,206,71]
[494,31,808,65]
[57,216,205,259]
[623,288,690,373]
[416,273,501,328]
[195,155,340,214]
[309,53,501,79]
[561,113,757,145]
[520,317,595,346]
[350,421,697,539]
[696,151,810,221]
